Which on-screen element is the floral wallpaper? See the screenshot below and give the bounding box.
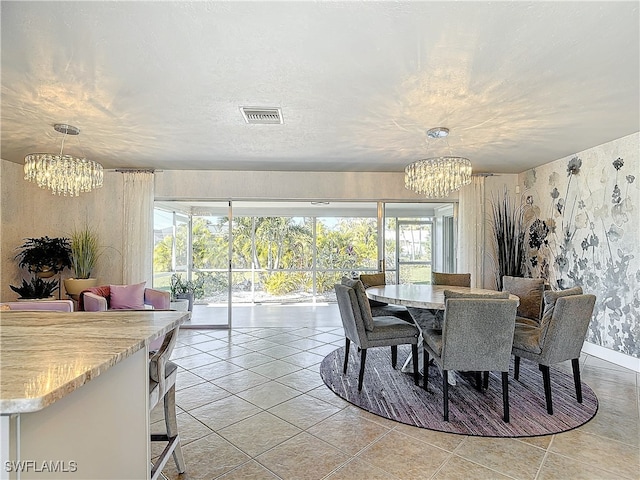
[520,133,639,358]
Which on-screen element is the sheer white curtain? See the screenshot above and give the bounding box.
[457,176,486,288]
[121,171,154,285]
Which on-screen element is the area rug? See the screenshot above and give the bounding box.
[320,346,598,437]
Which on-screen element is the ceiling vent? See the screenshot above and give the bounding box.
[240,107,283,124]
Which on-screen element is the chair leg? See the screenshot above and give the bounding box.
[540,364,553,414]
[572,358,583,403]
[358,348,367,391]
[483,371,489,390]
[423,346,429,391]
[474,371,482,391]
[343,338,350,374]
[411,344,419,386]
[443,370,449,421]
[501,371,510,423]
[391,345,398,368]
[514,356,520,380]
[164,384,186,474]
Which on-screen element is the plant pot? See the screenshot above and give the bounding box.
[176,293,194,311]
[35,267,56,279]
[64,278,98,296]
[170,299,189,311]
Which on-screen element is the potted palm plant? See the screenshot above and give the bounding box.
[63,226,101,297]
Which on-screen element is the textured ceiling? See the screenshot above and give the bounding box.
[1,1,638,174]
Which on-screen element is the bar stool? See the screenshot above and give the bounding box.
[149,327,186,480]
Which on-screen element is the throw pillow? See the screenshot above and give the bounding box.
[540,286,583,328]
[502,276,545,321]
[341,277,375,331]
[110,282,146,309]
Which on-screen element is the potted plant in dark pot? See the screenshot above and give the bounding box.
[14,236,72,278]
[63,226,101,297]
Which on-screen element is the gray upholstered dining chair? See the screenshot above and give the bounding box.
[502,275,546,327]
[422,290,518,422]
[512,287,596,415]
[431,272,471,287]
[406,272,472,330]
[335,280,420,391]
[149,326,186,480]
[358,273,414,323]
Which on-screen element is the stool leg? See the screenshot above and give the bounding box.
[164,384,186,473]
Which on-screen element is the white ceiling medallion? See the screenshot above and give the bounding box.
[240,107,283,124]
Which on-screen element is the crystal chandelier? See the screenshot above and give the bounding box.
[24,124,104,196]
[404,127,472,198]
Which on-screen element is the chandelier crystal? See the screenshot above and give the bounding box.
[404,127,472,198]
[24,124,104,197]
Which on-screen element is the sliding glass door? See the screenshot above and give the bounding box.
[153,200,452,327]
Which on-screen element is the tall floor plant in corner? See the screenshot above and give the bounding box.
[488,188,527,291]
[63,226,101,297]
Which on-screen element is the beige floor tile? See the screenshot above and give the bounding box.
[453,436,546,480]
[171,344,205,359]
[393,423,465,452]
[173,352,220,369]
[190,395,262,430]
[357,430,451,479]
[517,434,553,449]
[217,460,280,479]
[189,359,244,381]
[218,411,302,457]
[307,408,391,455]
[324,457,403,480]
[307,343,342,357]
[256,432,349,480]
[305,384,352,408]
[268,393,342,429]
[175,370,207,390]
[228,351,276,369]
[433,455,513,479]
[259,344,302,359]
[207,344,253,360]
[211,369,271,394]
[190,339,229,352]
[175,381,231,411]
[161,432,250,480]
[537,452,623,480]
[281,350,326,368]
[579,395,640,446]
[283,337,326,350]
[276,369,326,393]
[549,429,640,479]
[236,380,302,409]
[248,359,302,379]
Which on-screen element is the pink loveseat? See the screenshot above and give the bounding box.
[82,287,170,311]
[1,300,74,312]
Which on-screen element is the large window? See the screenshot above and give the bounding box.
[153,201,453,323]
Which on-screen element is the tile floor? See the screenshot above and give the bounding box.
[153,303,640,480]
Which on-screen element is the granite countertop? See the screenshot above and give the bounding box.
[0,310,188,414]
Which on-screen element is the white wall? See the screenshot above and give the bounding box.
[1,160,126,301]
